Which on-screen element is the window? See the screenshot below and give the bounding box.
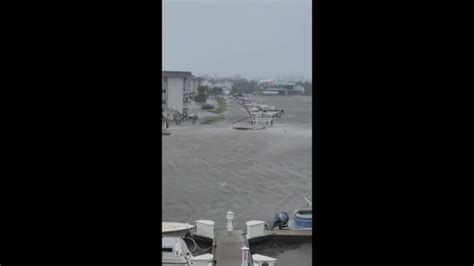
[162,100,166,105]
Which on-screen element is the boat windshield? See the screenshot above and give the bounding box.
[162,247,173,252]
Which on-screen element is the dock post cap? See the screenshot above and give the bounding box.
[227,210,234,232]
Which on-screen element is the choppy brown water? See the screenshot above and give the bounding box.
[162,95,312,264]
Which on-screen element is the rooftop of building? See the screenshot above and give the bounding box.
[162,71,193,78]
[276,81,296,86]
[264,87,289,91]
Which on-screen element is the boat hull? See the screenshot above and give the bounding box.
[162,222,195,238]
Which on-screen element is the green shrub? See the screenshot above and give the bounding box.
[202,104,215,110]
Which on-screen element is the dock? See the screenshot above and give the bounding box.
[264,229,312,237]
[247,229,312,245]
[214,228,311,265]
[215,230,245,266]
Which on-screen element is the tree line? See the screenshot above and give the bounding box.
[194,86,224,103]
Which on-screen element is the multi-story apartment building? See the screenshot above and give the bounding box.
[162,71,194,117]
[189,77,199,98]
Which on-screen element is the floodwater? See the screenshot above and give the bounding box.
[162,95,312,265]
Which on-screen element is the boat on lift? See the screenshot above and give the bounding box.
[162,236,193,266]
[162,223,214,265]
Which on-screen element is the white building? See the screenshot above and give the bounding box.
[294,85,305,93]
[162,71,194,117]
[189,77,199,97]
[200,80,212,88]
[211,80,233,95]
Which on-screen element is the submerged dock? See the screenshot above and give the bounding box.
[247,229,312,245]
[214,229,311,265]
[215,230,245,266]
[187,212,311,265]
[264,229,312,237]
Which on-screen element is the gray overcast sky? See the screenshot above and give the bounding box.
[163,0,312,81]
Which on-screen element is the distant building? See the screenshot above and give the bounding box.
[260,81,304,96]
[162,71,194,117]
[276,81,296,90]
[196,77,205,84]
[294,85,305,94]
[262,87,288,95]
[200,80,212,88]
[189,77,199,98]
[257,79,276,88]
[211,80,233,95]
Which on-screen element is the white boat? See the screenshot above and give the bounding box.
[162,225,214,265]
[162,222,195,237]
[162,236,193,266]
